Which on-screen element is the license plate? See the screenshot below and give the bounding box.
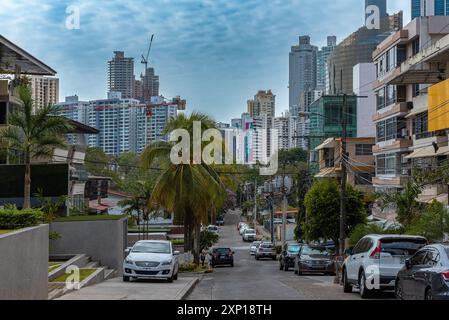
[220,256,225,259]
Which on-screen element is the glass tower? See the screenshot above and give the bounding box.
[412,0,449,19]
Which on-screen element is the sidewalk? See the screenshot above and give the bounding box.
[57,276,199,300]
[255,223,271,241]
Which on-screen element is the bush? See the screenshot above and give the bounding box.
[200,231,219,251]
[0,207,43,229]
[406,200,449,242]
[349,223,402,247]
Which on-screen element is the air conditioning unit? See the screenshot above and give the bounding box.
[406,101,414,110]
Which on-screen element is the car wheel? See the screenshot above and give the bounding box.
[167,276,174,283]
[255,256,259,260]
[279,261,283,270]
[425,288,433,301]
[342,269,352,293]
[395,279,403,300]
[174,272,178,281]
[284,264,289,272]
[359,270,372,299]
[123,276,130,282]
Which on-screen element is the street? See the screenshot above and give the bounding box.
[188,210,395,300]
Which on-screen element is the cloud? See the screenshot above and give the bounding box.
[0,0,412,122]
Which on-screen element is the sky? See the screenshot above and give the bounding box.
[0,0,411,123]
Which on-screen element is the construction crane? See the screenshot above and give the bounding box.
[141,34,154,76]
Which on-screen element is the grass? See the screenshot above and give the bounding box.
[48,262,62,273]
[0,230,14,235]
[171,239,184,246]
[54,215,127,223]
[51,269,97,282]
[179,263,212,273]
[128,227,172,233]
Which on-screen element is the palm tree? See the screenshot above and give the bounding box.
[0,85,72,208]
[142,112,227,263]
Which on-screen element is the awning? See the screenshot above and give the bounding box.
[315,138,335,151]
[405,106,427,118]
[404,146,437,159]
[315,167,337,178]
[417,194,448,205]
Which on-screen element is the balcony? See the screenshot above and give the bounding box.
[373,139,412,154]
[372,102,409,122]
[372,29,409,60]
[372,176,409,188]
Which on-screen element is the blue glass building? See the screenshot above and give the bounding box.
[412,0,449,19]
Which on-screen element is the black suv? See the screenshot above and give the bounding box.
[279,242,302,271]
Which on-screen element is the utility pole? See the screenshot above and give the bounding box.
[254,178,257,227]
[281,165,287,247]
[339,94,348,257]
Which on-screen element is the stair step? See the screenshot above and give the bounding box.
[85,261,100,268]
[104,269,117,280]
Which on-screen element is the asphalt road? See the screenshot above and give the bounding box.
[188,210,395,300]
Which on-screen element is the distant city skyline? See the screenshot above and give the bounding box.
[0,0,411,123]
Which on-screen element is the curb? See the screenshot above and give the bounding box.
[176,277,199,300]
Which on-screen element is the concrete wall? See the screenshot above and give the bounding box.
[50,218,127,275]
[0,225,49,300]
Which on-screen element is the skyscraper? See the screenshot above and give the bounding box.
[289,36,318,116]
[30,76,59,109]
[141,67,159,102]
[411,0,449,19]
[247,90,276,117]
[108,51,135,99]
[317,36,337,91]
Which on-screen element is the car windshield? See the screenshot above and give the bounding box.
[208,226,218,231]
[261,243,273,249]
[445,248,449,258]
[380,238,427,256]
[132,242,171,254]
[245,229,255,234]
[288,245,301,253]
[302,246,329,255]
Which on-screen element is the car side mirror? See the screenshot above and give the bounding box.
[174,250,180,255]
[125,247,131,255]
[344,248,353,256]
[405,258,411,269]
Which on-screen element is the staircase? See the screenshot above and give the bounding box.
[48,254,117,300]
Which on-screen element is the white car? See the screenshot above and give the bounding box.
[123,240,180,283]
[250,241,262,255]
[239,224,249,235]
[207,225,219,235]
[242,228,257,242]
[342,234,427,298]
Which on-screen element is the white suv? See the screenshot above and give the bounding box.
[342,234,427,298]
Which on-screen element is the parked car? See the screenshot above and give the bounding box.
[216,216,225,226]
[279,242,302,271]
[123,240,179,283]
[239,224,249,235]
[395,244,449,300]
[255,242,277,260]
[293,244,334,275]
[207,225,219,235]
[242,228,257,242]
[210,247,234,268]
[237,222,246,231]
[342,235,427,298]
[250,241,262,255]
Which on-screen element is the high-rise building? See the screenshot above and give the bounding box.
[327,11,403,95]
[289,36,318,116]
[141,67,159,102]
[247,90,276,117]
[56,95,90,145]
[30,76,59,109]
[353,63,377,138]
[108,51,134,99]
[274,113,297,150]
[317,36,337,91]
[365,0,388,21]
[412,0,449,19]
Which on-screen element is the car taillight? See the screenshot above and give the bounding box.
[442,271,449,281]
[370,240,381,259]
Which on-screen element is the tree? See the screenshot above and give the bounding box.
[377,181,423,226]
[406,200,449,242]
[303,179,366,252]
[141,112,227,263]
[116,152,139,177]
[278,148,308,166]
[85,147,109,176]
[349,223,402,247]
[0,86,72,208]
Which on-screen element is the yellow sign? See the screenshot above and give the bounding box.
[428,78,449,132]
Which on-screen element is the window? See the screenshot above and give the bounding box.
[413,111,432,140]
[376,154,400,175]
[356,144,374,156]
[422,249,440,267]
[355,172,373,185]
[410,250,427,266]
[353,238,372,254]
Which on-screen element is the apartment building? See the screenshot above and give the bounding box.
[56,95,90,146]
[108,51,134,99]
[30,76,59,109]
[274,114,297,150]
[315,137,375,193]
[372,15,449,210]
[247,90,276,117]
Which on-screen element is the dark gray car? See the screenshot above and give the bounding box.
[396,244,449,300]
[294,245,335,275]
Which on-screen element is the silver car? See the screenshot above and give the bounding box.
[250,241,262,255]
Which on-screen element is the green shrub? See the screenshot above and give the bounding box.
[0,207,43,229]
[349,222,402,246]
